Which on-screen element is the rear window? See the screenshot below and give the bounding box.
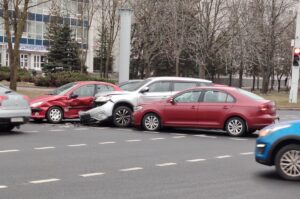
[236,88,265,100]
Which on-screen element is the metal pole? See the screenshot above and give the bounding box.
[289,2,300,103]
[118,7,132,84]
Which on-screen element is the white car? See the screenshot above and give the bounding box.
[0,84,31,132]
[79,77,212,127]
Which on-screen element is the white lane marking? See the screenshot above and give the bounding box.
[0,149,20,153]
[99,141,116,145]
[24,130,39,133]
[80,172,105,177]
[172,136,186,139]
[240,152,254,155]
[67,144,87,147]
[230,138,248,141]
[126,139,142,142]
[49,129,64,132]
[170,133,186,136]
[186,158,206,162]
[29,178,60,184]
[74,128,89,131]
[34,146,56,150]
[151,137,165,141]
[216,155,232,159]
[156,162,177,167]
[151,132,160,134]
[193,134,217,139]
[120,167,143,172]
[0,185,7,189]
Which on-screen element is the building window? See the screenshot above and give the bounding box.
[20,54,28,68]
[34,55,43,69]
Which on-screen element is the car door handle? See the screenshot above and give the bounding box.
[191,105,196,109]
[223,106,229,109]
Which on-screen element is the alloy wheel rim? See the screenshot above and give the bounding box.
[280,150,300,177]
[49,109,62,122]
[115,109,131,126]
[228,119,243,135]
[144,115,159,130]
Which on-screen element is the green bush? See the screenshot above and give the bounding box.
[34,71,115,87]
[0,67,34,82]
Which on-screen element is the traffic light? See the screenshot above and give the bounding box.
[293,48,300,66]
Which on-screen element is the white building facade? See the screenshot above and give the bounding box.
[0,0,95,72]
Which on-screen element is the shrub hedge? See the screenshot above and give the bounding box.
[34,71,115,87]
[0,67,34,82]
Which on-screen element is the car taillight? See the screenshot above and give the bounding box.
[0,96,8,106]
[260,104,269,112]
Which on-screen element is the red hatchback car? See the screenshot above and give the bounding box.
[133,86,278,137]
[30,81,121,123]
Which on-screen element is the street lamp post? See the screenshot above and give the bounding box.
[289,1,300,103]
[118,5,132,84]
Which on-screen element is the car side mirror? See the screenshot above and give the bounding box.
[140,87,149,93]
[169,98,175,104]
[70,93,79,99]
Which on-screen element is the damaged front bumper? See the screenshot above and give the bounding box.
[79,101,114,124]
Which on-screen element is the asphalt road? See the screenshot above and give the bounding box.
[0,110,299,199]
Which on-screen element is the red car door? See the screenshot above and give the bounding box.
[66,84,96,117]
[163,90,202,127]
[198,90,235,128]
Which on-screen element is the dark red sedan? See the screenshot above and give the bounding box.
[30,81,121,123]
[133,86,278,137]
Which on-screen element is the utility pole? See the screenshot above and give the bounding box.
[118,4,132,84]
[289,2,300,103]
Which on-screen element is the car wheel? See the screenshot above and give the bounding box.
[0,125,14,132]
[275,144,300,181]
[47,106,63,123]
[225,117,246,137]
[113,106,132,128]
[142,113,161,131]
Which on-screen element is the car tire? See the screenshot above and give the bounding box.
[142,113,161,131]
[113,106,132,128]
[47,106,63,124]
[275,144,300,181]
[225,117,246,137]
[0,125,14,132]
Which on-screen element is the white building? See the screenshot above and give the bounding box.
[0,0,95,72]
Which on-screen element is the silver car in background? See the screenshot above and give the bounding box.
[79,77,212,127]
[0,84,31,132]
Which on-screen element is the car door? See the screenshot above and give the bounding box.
[67,84,96,117]
[163,90,202,127]
[198,90,235,128]
[139,81,172,103]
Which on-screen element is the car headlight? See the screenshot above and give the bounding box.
[134,106,143,112]
[30,101,43,107]
[95,96,111,102]
[259,124,291,137]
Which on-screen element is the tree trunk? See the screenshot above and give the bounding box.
[229,72,232,86]
[175,51,180,76]
[238,62,243,88]
[252,75,256,91]
[257,76,260,90]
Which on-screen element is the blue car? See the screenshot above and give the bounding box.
[255,120,300,181]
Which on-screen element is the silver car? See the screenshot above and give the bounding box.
[79,77,212,127]
[0,84,31,132]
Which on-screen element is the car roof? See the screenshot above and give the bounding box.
[75,81,115,85]
[146,76,212,83]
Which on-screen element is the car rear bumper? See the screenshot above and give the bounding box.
[248,115,279,130]
[0,108,31,125]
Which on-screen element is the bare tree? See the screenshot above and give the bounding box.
[1,0,50,90]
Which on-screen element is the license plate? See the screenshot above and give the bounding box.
[11,118,24,123]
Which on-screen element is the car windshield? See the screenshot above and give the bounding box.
[124,79,151,91]
[236,88,265,100]
[0,84,11,94]
[119,81,143,91]
[49,82,77,96]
